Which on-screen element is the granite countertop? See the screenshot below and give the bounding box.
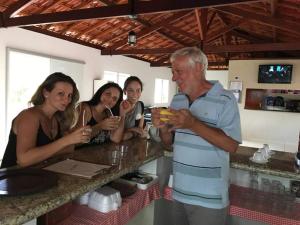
[231,146,300,179]
[0,138,164,225]
[163,145,300,179]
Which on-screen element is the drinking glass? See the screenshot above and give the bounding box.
[110,150,120,165]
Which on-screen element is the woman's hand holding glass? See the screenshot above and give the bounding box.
[99,117,120,130]
[66,126,92,144]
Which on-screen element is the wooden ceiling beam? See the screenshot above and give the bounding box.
[3,0,261,27]
[101,48,179,55]
[204,42,300,53]
[3,0,32,18]
[101,42,300,55]
[207,11,217,31]
[215,6,300,36]
[197,8,208,41]
[150,56,170,67]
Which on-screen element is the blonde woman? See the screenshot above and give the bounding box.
[1,72,91,168]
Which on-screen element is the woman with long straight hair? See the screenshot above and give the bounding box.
[74,82,131,145]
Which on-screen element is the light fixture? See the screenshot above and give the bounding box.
[128,30,136,46]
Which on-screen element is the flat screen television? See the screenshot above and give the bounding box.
[258,64,293,83]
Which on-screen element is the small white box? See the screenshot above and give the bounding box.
[88,186,121,213]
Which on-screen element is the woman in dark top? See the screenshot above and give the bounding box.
[74,82,131,145]
[1,72,91,168]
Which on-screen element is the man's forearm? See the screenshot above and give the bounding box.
[159,126,173,147]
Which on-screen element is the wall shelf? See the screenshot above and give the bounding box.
[245,88,300,113]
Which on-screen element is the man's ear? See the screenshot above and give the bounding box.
[195,62,204,74]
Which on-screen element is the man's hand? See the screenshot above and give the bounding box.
[168,109,197,130]
[151,108,168,128]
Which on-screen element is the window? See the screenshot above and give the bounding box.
[154,78,169,104]
[103,71,130,89]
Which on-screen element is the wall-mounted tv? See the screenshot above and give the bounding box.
[258,64,293,84]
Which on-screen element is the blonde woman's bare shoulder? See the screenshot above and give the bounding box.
[16,107,40,124]
[13,107,40,133]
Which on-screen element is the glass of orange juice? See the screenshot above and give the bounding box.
[160,108,174,122]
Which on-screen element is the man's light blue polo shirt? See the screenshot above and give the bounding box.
[170,81,242,209]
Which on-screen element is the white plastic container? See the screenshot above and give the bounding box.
[88,186,121,213]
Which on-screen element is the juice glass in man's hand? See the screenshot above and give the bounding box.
[159,108,174,122]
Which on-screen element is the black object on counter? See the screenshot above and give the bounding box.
[0,168,57,196]
[121,171,153,184]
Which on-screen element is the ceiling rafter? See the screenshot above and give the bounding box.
[76,19,123,39]
[156,29,187,47]
[108,11,191,50]
[207,11,217,31]
[163,24,200,42]
[101,41,300,55]
[215,6,300,35]
[150,56,170,67]
[204,42,300,53]
[229,29,268,43]
[99,0,192,49]
[206,18,246,43]
[195,8,208,41]
[2,0,261,27]
[1,0,298,68]
[3,0,32,18]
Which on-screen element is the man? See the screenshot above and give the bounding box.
[152,47,241,225]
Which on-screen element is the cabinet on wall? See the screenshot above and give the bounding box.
[245,88,300,112]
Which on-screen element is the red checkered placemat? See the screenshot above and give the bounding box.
[58,182,160,225]
[163,185,300,225]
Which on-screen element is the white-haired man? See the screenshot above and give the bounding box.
[152,47,241,225]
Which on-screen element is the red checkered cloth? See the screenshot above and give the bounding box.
[163,185,300,225]
[58,182,160,225]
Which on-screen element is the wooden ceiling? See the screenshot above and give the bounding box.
[0,0,299,70]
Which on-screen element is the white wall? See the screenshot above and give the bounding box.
[206,70,229,89]
[0,28,175,154]
[229,59,300,152]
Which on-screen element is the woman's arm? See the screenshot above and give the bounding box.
[110,100,131,143]
[16,110,91,167]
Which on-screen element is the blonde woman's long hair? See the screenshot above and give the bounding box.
[30,72,80,133]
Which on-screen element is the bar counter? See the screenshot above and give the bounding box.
[0,140,298,225]
[231,146,300,179]
[0,138,164,225]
